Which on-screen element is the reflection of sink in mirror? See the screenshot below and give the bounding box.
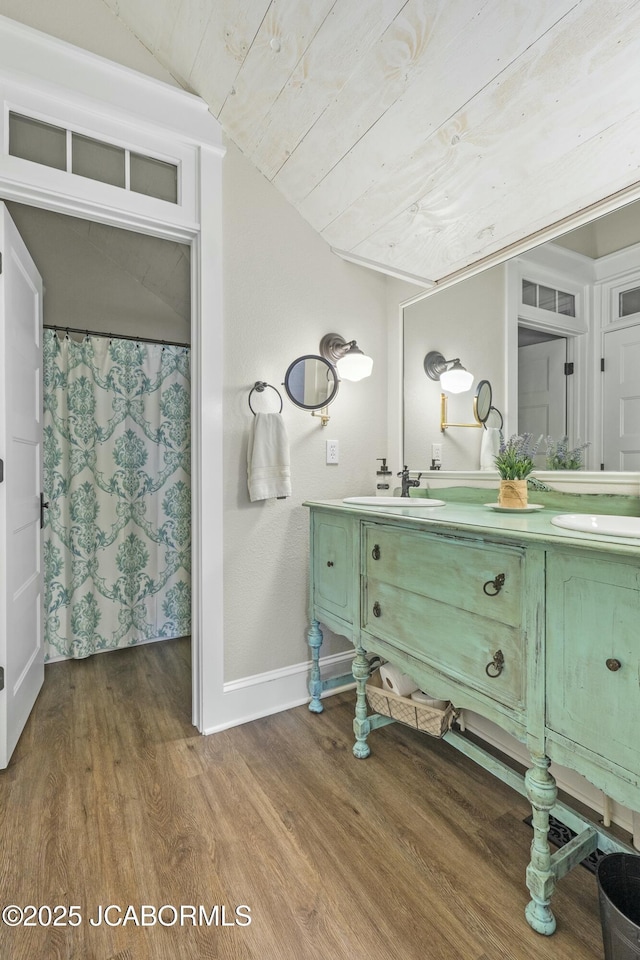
[343,496,446,507]
[551,514,640,537]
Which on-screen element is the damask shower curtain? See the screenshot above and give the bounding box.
[43,330,191,660]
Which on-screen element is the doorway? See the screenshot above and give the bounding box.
[25,204,192,669]
[1,200,193,764]
[1,17,226,745]
[517,327,567,468]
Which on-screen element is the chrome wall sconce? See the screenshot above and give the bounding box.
[424,350,474,394]
[320,333,373,382]
[425,349,497,432]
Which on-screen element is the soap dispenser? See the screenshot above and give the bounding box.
[375,458,392,495]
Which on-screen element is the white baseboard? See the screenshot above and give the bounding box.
[203,650,354,735]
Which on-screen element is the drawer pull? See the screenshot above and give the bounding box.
[371,544,381,560]
[372,601,382,618]
[483,573,506,596]
[326,560,334,567]
[485,649,504,678]
[606,658,621,672]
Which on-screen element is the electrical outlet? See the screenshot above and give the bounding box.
[432,442,442,462]
[326,440,339,464]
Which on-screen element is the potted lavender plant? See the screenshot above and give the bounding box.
[494,433,541,508]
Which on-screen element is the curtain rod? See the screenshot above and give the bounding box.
[43,324,190,349]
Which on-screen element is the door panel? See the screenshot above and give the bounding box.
[312,513,355,624]
[0,202,44,769]
[546,552,640,775]
[603,324,640,470]
[518,337,566,466]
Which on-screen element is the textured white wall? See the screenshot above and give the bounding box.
[403,265,507,472]
[0,6,393,687]
[7,204,190,342]
[0,0,178,84]
[222,140,388,681]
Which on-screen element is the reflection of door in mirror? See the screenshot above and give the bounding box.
[510,253,587,466]
[403,196,640,473]
[603,324,640,470]
[517,331,566,468]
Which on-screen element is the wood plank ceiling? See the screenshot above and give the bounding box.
[103,0,640,285]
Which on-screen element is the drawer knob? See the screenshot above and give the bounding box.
[606,658,621,672]
[371,544,381,560]
[483,573,506,596]
[326,560,334,567]
[485,649,505,678]
[373,601,382,618]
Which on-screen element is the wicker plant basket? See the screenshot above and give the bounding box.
[365,668,456,738]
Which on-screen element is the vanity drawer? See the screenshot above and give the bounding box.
[364,523,523,627]
[362,577,524,709]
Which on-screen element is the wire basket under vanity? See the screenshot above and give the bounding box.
[365,669,457,738]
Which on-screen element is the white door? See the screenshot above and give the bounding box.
[603,324,640,471]
[0,203,44,769]
[518,337,567,466]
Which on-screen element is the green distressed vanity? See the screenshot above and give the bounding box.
[304,495,640,935]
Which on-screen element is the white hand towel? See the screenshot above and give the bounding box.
[480,427,500,471]
[247,412,292,501]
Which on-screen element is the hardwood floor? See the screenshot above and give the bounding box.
[0,638,605,960]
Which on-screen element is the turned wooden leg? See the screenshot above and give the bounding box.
[524,755,558,935]
[352,647,371,759]
[307,619,324,713]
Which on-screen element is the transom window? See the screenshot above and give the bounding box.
[522,278,576,317]
[9,112,178,204]
[619,285,640,318]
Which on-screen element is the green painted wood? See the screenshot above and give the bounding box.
[313,513,355,621]
[305,498,640,937]
[369,713,397,730]
[307,619,324,714]
[363,576,524,709]
[444,730,637,863]
[546,551,640,775]
[320,672,354,692]
[364,521,524,626]
[443,729,529,797]
[550,797,637,857]
[352,644,372,759]
[304,497,640,557]
[411,484,640,516]
[524,755,558,935]
[550,828,598,881]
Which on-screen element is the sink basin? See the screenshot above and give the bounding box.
[343,496,446,508]
[551,514,640,538]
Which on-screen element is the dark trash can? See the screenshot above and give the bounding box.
[597,853,640,959]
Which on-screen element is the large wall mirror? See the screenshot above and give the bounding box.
[403,197,640,474]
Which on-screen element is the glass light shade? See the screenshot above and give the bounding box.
[440,366,473,393]
[336,350,373,381]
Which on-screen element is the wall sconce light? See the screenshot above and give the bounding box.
[424,350,496,433]
[320,333,373,382]
[424,350,474,394]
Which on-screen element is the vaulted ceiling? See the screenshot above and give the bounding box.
[102,0,640,285]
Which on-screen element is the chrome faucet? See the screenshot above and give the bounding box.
[398,465,422,497]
